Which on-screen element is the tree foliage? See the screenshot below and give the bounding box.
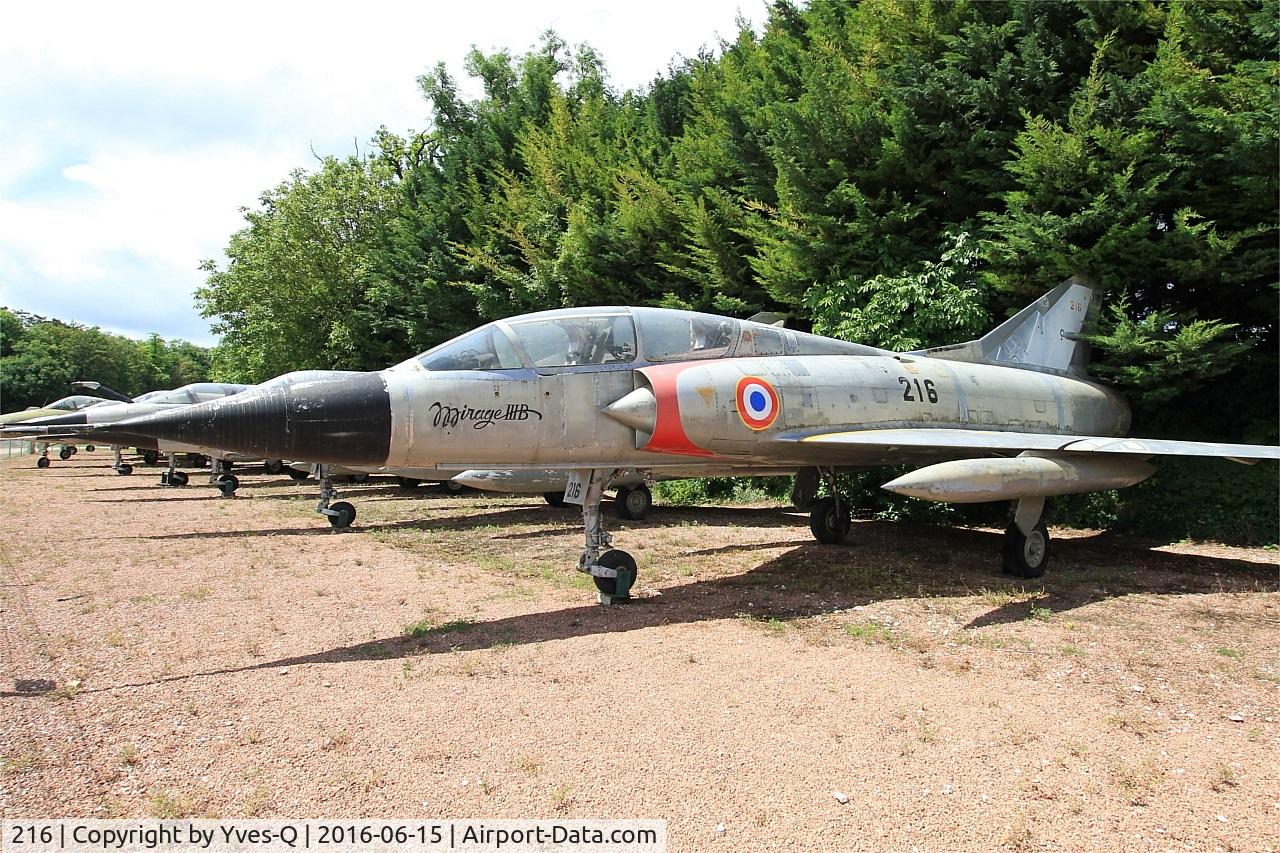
[0,308,211,413]
[192,0,1276,540]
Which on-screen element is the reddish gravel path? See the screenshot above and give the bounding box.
[1,451,1277,851]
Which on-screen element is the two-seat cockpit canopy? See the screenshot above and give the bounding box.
[396,306,883,373]
[147,383,250,405]
[40,395,105,412]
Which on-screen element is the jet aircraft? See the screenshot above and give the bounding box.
[0,394,110,466]
[5,382,251,490]
[69,279,1280,601]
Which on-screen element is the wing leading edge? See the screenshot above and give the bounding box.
[791,428,1280,462]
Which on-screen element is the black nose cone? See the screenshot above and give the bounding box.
[112,371,392,466]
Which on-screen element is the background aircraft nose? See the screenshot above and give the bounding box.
[112,371,393,466]
[14,412,90,428]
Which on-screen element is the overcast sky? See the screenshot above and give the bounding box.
[0,1,767,347]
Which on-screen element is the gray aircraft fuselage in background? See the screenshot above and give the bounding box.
[74,278,1280,601]
[5,383,252,484]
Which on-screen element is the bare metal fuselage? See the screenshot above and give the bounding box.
[380,353,1129,471]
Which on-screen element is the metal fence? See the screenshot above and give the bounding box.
[1,438,35,458]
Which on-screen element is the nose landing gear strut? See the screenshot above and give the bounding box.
[575,469,637,604]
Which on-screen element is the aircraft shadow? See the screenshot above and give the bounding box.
[91,495,230,504]
[89,484,186,492]
[65,522,1275,697]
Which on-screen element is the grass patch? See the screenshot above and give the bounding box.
[148,790,191,818]
[1215,647,1242,659]
[843,621,892,643]
[978,586,1048,607]
[1210,764,1238,792]
[0,752,40,775]
[404,618,475,638]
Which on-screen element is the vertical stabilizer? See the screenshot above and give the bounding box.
[915,276,1097,375]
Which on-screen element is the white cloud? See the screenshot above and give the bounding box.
[0,0,767,347]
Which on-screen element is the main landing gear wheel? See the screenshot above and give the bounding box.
[1003,521,1050,579]
[327,501,356,529]
[263,459,284,475]
[809,496,850,544]
[544,491,567,508]
[396,476,422,490]
[288,468,310,481]
[162,470,190,487]
[445,480,466,495]
[615,484,652,521]
[215,474,240,497]
[116,464,133,476]
[142,450,160,466]
[36,457,50,469]
[592,549,637,597]
[59,447,73,460]
[85,445,95,452]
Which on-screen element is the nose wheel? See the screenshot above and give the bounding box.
[208,458,239,496]
[214,473,240,497]
[327,501,356,528]
[160,452,188,486]
[36,456,50,469]
[590,548,638,597]
[315,465,357,528]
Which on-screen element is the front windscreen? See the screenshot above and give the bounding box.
[507,315,636,368]
[416,325,524,371]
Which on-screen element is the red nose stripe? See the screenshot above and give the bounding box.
[637,364,713,457]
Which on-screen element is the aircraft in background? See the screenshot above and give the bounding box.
[3,382,253,492]
[65,278,1280,601]
[0,394,110,466]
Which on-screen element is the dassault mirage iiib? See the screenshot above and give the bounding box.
[91,279,1279,600]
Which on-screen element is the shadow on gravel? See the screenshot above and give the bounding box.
[65,520,1276,697]
[90,495,229,504]
[118,504,810,542]
[125,505,576,540]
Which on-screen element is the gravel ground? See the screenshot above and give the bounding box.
[1,450,1277,851]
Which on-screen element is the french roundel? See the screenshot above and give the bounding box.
[736,376,780,430]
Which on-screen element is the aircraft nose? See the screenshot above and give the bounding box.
[112,371,393,466]
[18,412,89,428]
